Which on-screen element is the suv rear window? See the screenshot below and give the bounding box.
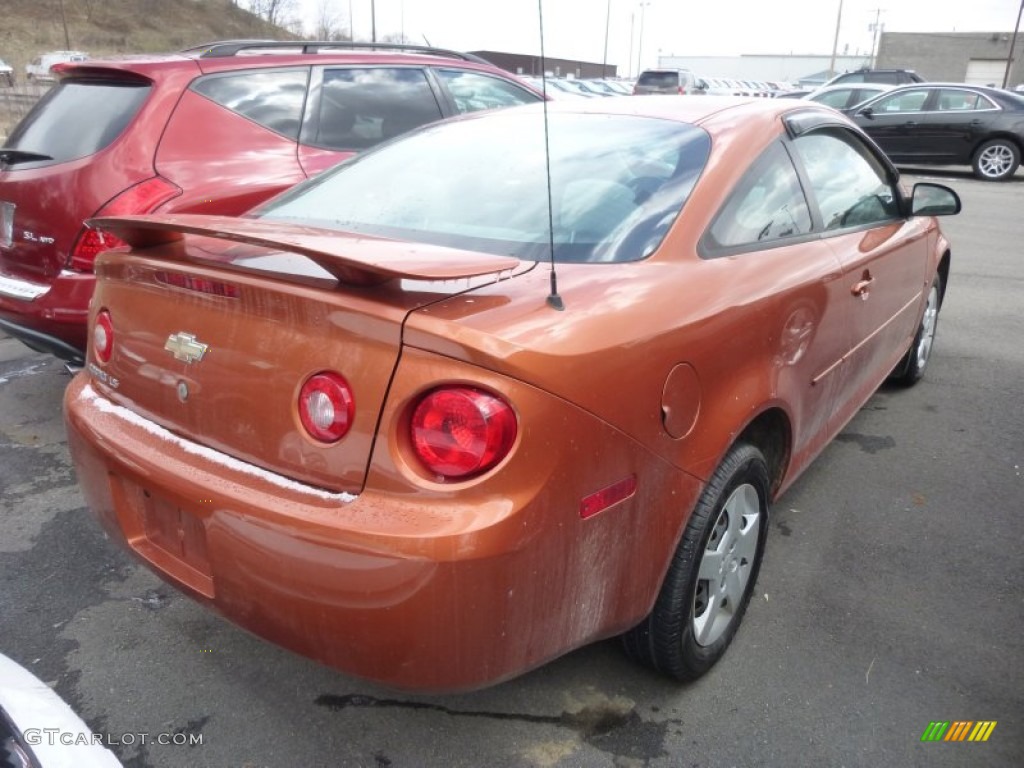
[4,79,150,167]
[636,71,679,88]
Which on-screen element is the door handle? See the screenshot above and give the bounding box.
[851,277,874,298]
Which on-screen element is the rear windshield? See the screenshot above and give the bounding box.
[636,71,679,88]
[258,110,711,264]
[3,79,150,167]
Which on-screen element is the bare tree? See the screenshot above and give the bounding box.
[247,0,298,29]
[311,0,350,41]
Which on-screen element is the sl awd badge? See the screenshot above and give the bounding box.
[164,332,209,364]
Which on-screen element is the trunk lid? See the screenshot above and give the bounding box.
[87,215,526,494]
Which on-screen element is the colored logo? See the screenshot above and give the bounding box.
[921,721,996,742]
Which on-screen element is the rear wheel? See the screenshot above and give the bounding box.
[971,139,1020,181]
[623,442,769,680]
[891,274,942,386]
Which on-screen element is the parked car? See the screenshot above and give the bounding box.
[65,96,959,692]
[633,68,707,95]
[824,68,925,87]
[805,83,892,110]
[25,50,87,81]
[0,651,120,767]
[0,41,542,364]
[0,58,14,87]
[849,83,1024,180]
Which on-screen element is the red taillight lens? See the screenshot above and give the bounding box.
[298,372,355,443]
[70,176,182,272]
[93,310,114,363]
[410,387,517,480]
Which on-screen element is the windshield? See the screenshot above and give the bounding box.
[259,110,710,263]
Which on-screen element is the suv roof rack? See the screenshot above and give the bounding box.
[183,39,491,65]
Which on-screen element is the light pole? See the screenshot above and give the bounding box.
[628,12,635,78]
[371,0,377,43]
[602,0,611,77]
[868,8,884,68]
[636,2,650,76]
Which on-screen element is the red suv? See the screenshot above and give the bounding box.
[0,41,542,364]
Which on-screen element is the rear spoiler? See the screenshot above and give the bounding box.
[89,214,521,285]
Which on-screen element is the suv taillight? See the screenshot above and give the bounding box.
[69,176,181,272]
[410,387,517,480]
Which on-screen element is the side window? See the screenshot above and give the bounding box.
[706,142,812,250]
[436,69,540,114]
[192,70,308,139]
[792,130,899,231]
[936,89,989,111]
[870,89,929,113]
[314,67,443,151]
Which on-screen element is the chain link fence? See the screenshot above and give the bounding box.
[0,81,51,142]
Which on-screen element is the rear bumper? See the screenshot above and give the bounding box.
[64,373,699,691]
[0,270,92,361]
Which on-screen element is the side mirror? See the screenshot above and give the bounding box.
[911,183,961,217]
[858,106,874,119]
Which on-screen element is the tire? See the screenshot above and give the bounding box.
[623,442,770,681]
[891,274,942,386]
[971,138,1020,181]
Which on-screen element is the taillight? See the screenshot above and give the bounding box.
[69,176,182,272]
[298,372,355,443]
[679,86,686,94]
[410,387,517,480]
[93,310,114,363]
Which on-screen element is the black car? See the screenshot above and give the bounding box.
[849,83,1024,181]
[824,68,924,87]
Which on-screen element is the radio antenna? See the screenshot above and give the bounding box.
[537,0,564,311]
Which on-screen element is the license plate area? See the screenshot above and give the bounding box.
[113,476,215,598]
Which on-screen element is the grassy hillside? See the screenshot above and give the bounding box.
[0,0,295,76]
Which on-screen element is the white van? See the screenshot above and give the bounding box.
[25,51,88,81]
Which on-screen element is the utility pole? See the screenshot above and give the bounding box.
[1003,0,1023,88]
[868,8,885,68]
[828,0,844,79]
[371,0,377,43]
[58,0,71,50]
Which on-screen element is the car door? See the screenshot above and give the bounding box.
[914,87,1000,163]
[297,66,445,177]
[790,127,931,428]
[854,87,934,160]
[701,141,849,468]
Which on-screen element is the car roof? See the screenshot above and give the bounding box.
[514,93,841,129]
[51,41,515,79]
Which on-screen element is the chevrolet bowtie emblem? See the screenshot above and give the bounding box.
[164,332,209,364]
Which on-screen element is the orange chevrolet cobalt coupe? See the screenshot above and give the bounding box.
[65,97,960,691]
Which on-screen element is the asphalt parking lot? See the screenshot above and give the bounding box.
[1,169,1021,767]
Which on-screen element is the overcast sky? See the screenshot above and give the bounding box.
[296,0,1022,76]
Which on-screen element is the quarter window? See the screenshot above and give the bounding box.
[192,70,308,139]
[706,142,812,249]
[313,67,443,150]
[935,89,993,111]
[792,130,899,230]
[436,69,540,114]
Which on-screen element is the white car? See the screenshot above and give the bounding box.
[25,51,88,81]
